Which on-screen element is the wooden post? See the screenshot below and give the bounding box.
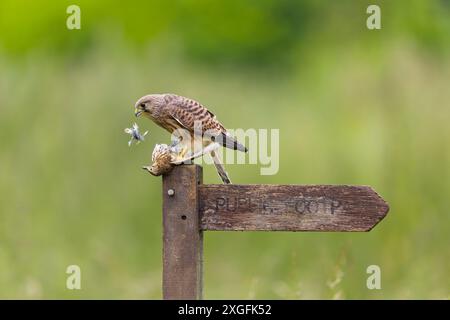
[162,165,203,300]
[158,164,389,300]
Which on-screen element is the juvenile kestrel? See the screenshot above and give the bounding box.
[134,93,247,183]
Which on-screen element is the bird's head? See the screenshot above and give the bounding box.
[142,164,162,176]
[143,155,174,176]
[134,94,165,119]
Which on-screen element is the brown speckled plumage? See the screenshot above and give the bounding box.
[135,93,247,183]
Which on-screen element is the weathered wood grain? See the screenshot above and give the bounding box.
[199,184,389,231]
[162,165,203,299]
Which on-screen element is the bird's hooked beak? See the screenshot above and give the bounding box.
[134,107,144,117]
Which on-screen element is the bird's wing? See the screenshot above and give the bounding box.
[168,97,224,133]
[168,97,247,152]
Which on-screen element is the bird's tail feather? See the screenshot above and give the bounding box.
[211,151,231,184]
[218,132,248,152]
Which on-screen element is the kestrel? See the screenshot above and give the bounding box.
[134,93,247,183]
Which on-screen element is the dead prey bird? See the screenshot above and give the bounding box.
[142,141,197,176]
[124,123,148,146]
[142,141,230,184]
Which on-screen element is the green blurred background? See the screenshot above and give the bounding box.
[0,0,449,299]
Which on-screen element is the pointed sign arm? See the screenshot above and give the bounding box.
[199,184,389,232]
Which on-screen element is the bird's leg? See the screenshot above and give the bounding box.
[168,139,190,164]
[210,150,231,184]
[169,136,181,148]
[171,142,220,165]
[168,136,188,160]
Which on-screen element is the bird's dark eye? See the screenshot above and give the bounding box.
[140,103,146,109]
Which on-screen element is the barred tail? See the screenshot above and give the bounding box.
[219,132,248,152]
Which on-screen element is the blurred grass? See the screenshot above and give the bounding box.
[0,1,449,299]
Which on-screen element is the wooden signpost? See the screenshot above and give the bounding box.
[161,165,389,299]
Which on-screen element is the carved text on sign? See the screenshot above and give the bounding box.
[213,195,342,215]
